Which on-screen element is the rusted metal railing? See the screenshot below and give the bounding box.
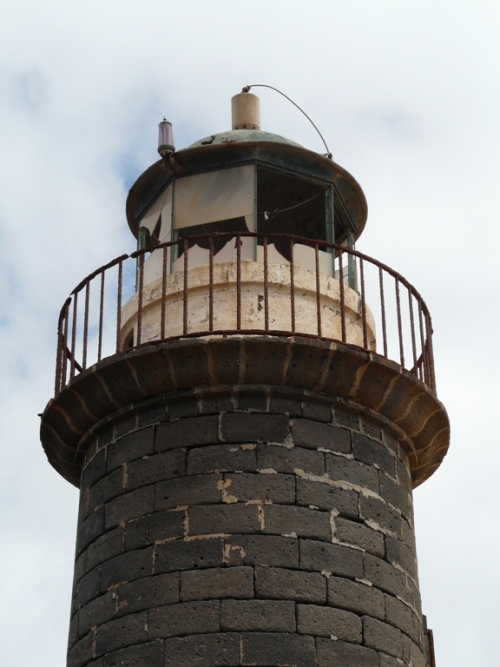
[54,232,436,396]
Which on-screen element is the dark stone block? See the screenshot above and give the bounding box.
[197,390,234,415]
[155,416,219,452]
[255,566,326,604]
[125,509,185,550]
[115,572,179,615]
[107,429,155,471]
[187,444,257,475]
[67,631,93,667]
[263,504,331,540]
[221,599,296,632]
[103,641,164,667]
[137,401,168,428]
[297,603,362,642]
[73,566,101,609]
[96,422,115,450]
[334,409,359,430]
[257,444,324,476]
[379,472,412,518]
[385,594,422,645]
[154,537,224,573]
[155,474,223,510]
[352,433,396,476]
[85,526,124,571]
[241,632,317,667]
[300,539,364,579]
[180,567,254,601]
[223,472,295,504]
[302,397,333,422]
[164,633,240,666]
[125,449,186,491]
[105,485,155,530]
[362,616,404,659]
[167,392,199,419]
[149,600,220,638]
[335,517,385,557]
[269,391,302,417]
[188,504,260,536]
[325,454,379,493]
[77,506,105,555]
[82,449,107,488]
[328,576,385,619]
[385,535,417,579]
[359,495,401,536]
[79,591,116,637]
[234,388,268,412]
[291,419,351,453]
[100,548,153,591]
[94,611,148,656]
[88,468,124,511]
[114,411,137,439]
[221,413,289,443]
[364,553,408,601]
[360,417,382,441]
[224,534,299,568]
[316,637,379,667]
[296,478,359,518]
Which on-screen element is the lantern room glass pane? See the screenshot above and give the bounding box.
[173,164,255,230]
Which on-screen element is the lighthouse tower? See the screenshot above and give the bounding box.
[41,91,448,667]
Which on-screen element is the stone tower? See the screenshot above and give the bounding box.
[41,91,448,667]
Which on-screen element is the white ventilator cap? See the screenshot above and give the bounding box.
[231,92,260,130]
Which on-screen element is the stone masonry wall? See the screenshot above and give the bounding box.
[67,386,428,667]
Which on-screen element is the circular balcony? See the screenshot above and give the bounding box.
[53,232,436,397]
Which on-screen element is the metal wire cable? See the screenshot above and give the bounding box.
[243,84,332,158]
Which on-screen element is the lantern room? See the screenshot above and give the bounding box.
[121,91,374,349]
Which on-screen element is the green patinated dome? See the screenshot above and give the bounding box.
[188,129,303,150]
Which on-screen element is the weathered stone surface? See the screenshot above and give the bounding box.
[221,599,296,632]
[255,566,326,604]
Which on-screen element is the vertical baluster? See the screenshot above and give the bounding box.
[425,312,436,391]
[98,272,105,360]
[61,298,70,388]
[360,257,367,349]
[83,282,90,369]
[418,299,426,382]
[290,238,295,333]
[70,291,78,379]
[161,247,167,340]
[209,236,214,332]
[116,259,123,353]
[136,254,144,347]
[264,236,269,331]
[339,250,346,342]
[315,243,322,337]
[408,290,417,372]
[379,266,388,358]
[183,238,188,335]
[395,277,404,368]
[236,234,242,330]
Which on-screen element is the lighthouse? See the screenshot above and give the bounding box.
[41,90,448,667]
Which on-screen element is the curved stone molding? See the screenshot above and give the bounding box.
[41,336,449,489]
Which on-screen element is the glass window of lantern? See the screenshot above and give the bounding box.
[171,164,255,272]
[138,183,173,285]
[256,167,334,277]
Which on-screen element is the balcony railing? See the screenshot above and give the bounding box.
[54,232,435,396]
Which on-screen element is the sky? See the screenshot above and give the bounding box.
[0,1,499,665]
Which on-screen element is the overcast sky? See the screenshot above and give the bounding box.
[0,2,499,665]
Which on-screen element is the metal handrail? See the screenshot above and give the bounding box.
[54,232,435,396]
